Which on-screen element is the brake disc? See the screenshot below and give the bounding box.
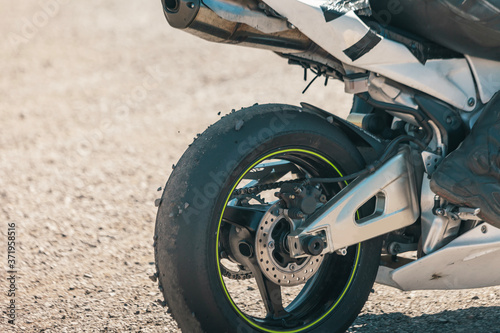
[255,202,324,286]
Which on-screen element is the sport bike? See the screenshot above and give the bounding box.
[153,0,500,332]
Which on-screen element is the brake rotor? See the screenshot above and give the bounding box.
[255,203,324,286]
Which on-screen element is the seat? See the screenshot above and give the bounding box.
[370,0,500,61]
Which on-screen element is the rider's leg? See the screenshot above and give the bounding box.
[430,94,500,227]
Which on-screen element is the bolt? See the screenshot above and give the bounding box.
[187,2,195,9]
[468,98,475,107]
[294,186,302,194]
[336,248,347,256]
[436,208,445,216]
[235,227,241,233]
[481,225,487,234]
[289,194,296,200]
[289,264,296,270]
[268,241,275,249]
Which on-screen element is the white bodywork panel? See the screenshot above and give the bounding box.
[376,224,500,290]
[262,0,478,111]
[466,56,500,104]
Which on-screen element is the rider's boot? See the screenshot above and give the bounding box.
[430,94,500,227]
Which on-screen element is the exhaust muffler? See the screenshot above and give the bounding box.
[161,0,313,53]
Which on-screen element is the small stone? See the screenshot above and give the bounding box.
[83,273,92,278]
[472,296,479,300]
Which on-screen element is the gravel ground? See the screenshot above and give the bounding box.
[1,1,499,332]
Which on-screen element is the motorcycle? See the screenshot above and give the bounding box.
[153,0,500,332]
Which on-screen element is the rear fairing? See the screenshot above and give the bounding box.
[262,0,500,110]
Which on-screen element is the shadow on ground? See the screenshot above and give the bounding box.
[349,306,500,333]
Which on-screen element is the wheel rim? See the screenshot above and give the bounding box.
[216,148,361,332]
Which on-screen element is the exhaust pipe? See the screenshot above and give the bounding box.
[161,0,313,53]
[163,0,180,13]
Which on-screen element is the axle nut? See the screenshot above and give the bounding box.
[302,236,324,256]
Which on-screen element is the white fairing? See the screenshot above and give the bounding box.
[466,56,500,104]
[377,224,500,290]
[262,0,500,111]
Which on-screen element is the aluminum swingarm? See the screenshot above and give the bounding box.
[287,145,420,257]
[286,144,500,291]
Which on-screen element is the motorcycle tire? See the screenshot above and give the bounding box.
[154,104,382,333]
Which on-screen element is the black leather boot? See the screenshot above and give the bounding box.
[430,94,500,227]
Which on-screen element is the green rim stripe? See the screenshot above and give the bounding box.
[216,148,361,333]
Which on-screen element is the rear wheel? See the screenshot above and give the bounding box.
[155,104,382,333]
